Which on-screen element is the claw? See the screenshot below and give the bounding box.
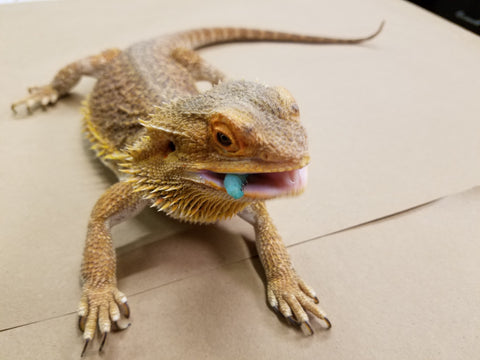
[120,301,130,318]
[313,296,319,304]
[271,305,281,316]
[287,316,301,327]
[99,332,108,353]
[300,321,314,336]
[78,315,86,332]
[323,316,332,329]
[80,339,90,358]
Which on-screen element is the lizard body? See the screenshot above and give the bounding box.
[12,24,383,356]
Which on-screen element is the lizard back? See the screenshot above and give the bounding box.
[83,25,384,159]
[84,38,198,157]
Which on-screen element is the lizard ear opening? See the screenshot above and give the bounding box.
[168,141,176,153]
[148,131,177,159]
[133,118,180,158]
[127,129,177,162]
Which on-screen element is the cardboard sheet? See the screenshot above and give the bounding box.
[1,0,479,358]
[2,187,479,359]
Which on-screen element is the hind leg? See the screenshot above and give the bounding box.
[171,47,226,85]
[12,48,121,114]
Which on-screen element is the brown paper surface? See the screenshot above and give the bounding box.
[2,187,479,359]
[1,0,479,358]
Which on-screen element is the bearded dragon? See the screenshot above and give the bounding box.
[12,23,383,356]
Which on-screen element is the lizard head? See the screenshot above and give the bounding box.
[121,80,309,221]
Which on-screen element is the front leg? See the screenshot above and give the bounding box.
[78,181,147,356]
[11,48,121,114]
[239,201,331,334]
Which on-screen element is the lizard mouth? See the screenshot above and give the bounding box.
[196,166,308,199]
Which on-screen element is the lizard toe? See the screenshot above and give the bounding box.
[11,84,59,114]
[77,284,131,356]
[267,275,331,334]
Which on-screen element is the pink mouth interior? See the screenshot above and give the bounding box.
[198,167,308,199]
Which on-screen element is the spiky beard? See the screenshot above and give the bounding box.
[120,163,252,224]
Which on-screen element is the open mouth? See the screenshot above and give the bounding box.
[196,166,308,199]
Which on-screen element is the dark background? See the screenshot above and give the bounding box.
[407,0,480,35]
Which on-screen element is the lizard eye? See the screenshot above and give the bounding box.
[216,132,232,147]
[210,114,241,154]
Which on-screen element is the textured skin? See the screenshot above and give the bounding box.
[12,24,382,355]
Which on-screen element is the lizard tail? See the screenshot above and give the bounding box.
[171,21,385,50]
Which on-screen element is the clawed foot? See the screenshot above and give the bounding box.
[11,85,59,114]
[267,276,331,335]
[78,284,131,357]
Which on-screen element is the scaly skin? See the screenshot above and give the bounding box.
[12,24,383,356]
